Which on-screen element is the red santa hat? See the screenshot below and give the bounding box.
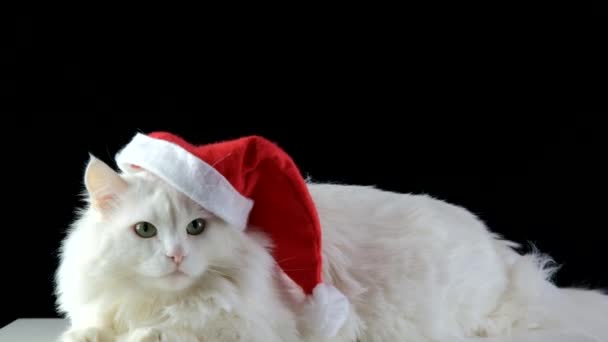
[115,131,349,337]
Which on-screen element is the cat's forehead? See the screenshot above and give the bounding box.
[123,172,208,216]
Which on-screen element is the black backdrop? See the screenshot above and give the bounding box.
[2,14,605,329]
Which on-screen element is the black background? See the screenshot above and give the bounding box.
[2,14,605,328]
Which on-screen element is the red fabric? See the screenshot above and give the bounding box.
[148,132,322,295]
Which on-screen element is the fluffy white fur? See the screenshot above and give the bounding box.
[55,157,608,342]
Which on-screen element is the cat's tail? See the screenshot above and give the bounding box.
[489,246,608,342]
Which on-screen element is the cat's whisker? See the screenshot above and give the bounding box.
[196,152,236,191]
[273,268,314,272]
[206,268,228,277]
[208,152,235,168]
[206,267,235,280]
[208,263,241,271]
[274,256,300,265]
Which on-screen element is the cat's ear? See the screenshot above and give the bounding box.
[84,154,128,212]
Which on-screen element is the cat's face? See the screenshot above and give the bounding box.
[81,157,242,292]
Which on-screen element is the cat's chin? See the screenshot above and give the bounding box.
[150,272,197,292]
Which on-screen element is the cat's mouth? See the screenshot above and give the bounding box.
[153,268,196,291]
[166,269,188,278]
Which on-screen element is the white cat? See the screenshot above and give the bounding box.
[55,156,608,342]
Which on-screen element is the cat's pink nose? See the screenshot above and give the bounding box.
[172,254,184,264]
[167,250,184,264]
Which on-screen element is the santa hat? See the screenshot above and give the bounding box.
[114,132,349,337]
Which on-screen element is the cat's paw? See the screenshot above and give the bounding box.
[126,328,199,342]
[59,327,114,342]
[126,328,162,342]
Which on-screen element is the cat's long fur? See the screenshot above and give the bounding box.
[54,157,608,342]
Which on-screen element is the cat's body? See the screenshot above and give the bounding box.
[55,157,608,342]
[310,183,515,341]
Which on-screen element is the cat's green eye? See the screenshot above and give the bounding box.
[186,218,206,235]
[134,222,157,238]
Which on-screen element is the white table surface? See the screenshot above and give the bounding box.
[0,319,68,342]
[0,318,598,342]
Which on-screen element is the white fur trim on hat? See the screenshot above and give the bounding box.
[115,133,253,229]
[301,283,350,337]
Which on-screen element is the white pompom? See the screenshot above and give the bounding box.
[300,283,350,337]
